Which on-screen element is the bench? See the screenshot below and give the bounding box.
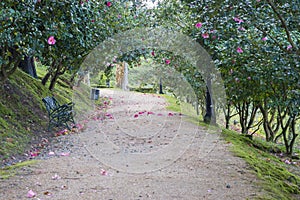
[42,96,75,131]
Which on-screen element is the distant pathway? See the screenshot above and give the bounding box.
[0,89,263,199]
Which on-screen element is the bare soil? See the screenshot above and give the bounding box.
[0,89,264,200]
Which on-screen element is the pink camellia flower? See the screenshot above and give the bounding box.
[235,77,240,82]
[247,76,251,80]
[202,33,209,39]
[195,22,202,28]
[236,47,243,53]
[262,37,267,41]
[238,26,246,31]
[151,51,155,56]
[91,19,95,22]
[106,1,112,7]
[234,17,244,24]
[287,45,292,50]
[47,36,56,45]
[165,59,170,65]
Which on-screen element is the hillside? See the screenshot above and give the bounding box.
[0,68,72,166]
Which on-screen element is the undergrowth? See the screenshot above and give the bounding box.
[222,129,300,200]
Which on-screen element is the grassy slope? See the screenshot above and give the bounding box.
[0,67,73,162]
[164,94,300,200]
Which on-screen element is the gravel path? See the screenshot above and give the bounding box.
[0,89,264,199]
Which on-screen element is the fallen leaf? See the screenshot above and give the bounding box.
[6,138,14,143]
[30,151,39,157]
[44,191,52,196]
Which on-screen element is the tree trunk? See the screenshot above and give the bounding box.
[204,78,216,124]
[18,56,37,78]
[41,72,51,85]
[236,101,258,134]
[0,47,21,81]
[49,71,59,91]
[48,60,66,91]
[225,105,231,129]
[288,118,298,155]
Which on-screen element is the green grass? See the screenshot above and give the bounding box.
[0,160,38,179]
[162,94,205,125]
[163,94,300,200]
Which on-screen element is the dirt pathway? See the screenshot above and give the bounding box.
[0,89,263,199]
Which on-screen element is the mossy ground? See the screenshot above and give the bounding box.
[0,66,74,166]
[0,160,37,179]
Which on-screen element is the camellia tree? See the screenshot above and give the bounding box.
[0,0,150,89]
[152,0,299,154]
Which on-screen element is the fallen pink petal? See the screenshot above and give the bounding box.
[101,169,108,176]
[52,174,61,180]
[30,151,39,157]
[134,114,139,118]
[60,152,70,156]
[284,159,291,164]
[26,190,36,198]
[48,151,55,156]
[168,113,174,116]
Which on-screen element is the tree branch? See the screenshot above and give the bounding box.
[266,0,299,55]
